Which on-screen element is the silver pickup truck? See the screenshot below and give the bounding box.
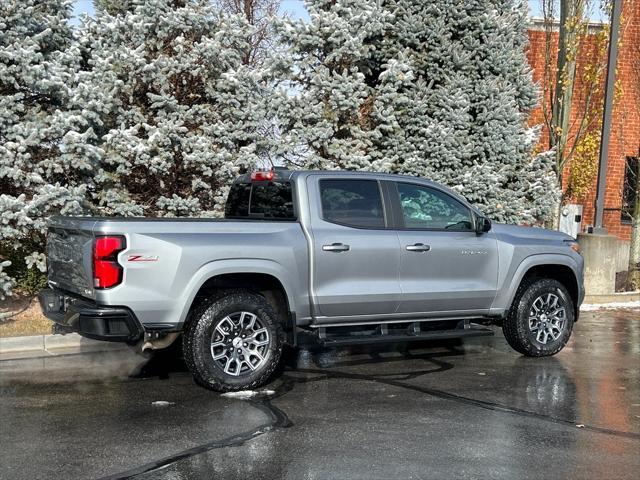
[39,169,584,392]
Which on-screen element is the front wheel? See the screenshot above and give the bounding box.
[503,279,574,357]
[183,290,283,392]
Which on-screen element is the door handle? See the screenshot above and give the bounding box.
[406,243,431,252]
[322,243,350,252]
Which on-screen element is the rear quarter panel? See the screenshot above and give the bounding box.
[92,220,310,329]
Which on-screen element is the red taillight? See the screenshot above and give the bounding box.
[251,170,274,182]
[94,236,124,258]
[93,236,125,289]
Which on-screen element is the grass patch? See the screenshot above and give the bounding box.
[0,294,51,338]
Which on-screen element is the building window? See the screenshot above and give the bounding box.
[622,156,639,224]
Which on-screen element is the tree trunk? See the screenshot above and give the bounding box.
[627,160,640,290]
[552,195,564,230]
[551,0,585,183]
[544,0,588,231]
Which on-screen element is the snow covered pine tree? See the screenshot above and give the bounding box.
[74,0,271,218]
[275,0,559,224]
[0,0,88,299]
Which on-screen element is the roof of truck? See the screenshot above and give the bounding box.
[234,168,442,185]
[233,168,478,213]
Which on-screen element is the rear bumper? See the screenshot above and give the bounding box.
[38,288,143,343]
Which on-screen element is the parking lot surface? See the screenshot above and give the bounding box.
[1,310,639,479]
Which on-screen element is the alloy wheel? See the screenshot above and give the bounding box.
[210,311,270,376]
[528,293,566,345]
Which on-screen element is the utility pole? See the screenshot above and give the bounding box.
[580,0,623,296]
[593,0,623,233]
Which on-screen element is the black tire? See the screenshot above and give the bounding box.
[183,290,283,392]
[503,278,574,357]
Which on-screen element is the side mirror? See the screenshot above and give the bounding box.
[475,216,491,234]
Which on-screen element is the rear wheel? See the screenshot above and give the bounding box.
[503,278,574,357]
[183,290,283,392]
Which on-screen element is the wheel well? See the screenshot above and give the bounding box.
[189,273,291,327]
[520,264,579,314]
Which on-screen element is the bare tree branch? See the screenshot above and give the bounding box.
[214,0,281,65]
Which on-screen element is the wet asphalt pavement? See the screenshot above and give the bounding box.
[1,310,639,480]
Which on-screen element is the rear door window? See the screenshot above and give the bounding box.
[319,179,385,228]
[225,182,295,219]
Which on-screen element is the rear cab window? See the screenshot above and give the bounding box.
[225,181,295,220]
[319,179,386,228]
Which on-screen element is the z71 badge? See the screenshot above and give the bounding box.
[127,255,159,262]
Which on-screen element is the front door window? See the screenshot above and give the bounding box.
[397,183,473,231]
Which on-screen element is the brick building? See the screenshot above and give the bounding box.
[526,1,640,242]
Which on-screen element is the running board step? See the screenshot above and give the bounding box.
[316,323,494,347]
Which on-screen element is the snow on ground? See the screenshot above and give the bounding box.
[580,301,640,311]
[221,390,275,399]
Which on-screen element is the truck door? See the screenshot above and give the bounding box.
[307,176,402,320]
[390,181,499,315]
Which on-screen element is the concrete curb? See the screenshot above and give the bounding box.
[0,333,128,361]
[583,291,640,304]
[0,335,45,353]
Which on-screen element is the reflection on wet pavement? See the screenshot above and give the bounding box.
[0,310,639,479]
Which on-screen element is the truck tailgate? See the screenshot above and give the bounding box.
[47,217,96,299]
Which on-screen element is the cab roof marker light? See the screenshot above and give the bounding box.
[251,170,274,182]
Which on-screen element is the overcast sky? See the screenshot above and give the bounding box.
[71,0,607,24]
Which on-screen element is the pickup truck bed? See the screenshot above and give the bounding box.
[46,216,310,329]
